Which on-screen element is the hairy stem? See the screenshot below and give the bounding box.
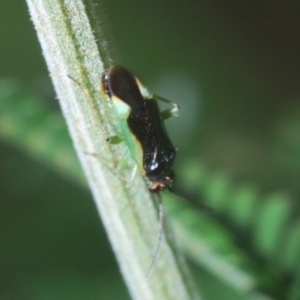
[25,0,200,299]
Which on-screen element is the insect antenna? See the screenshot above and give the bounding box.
[168,187,214,212]
[145,192,164,278]
[67,74,110,142]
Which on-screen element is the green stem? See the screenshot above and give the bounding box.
[25,0,200,299]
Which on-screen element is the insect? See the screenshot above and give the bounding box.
[101,64,179,277]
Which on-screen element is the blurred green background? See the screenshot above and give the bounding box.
[1,0,300,299]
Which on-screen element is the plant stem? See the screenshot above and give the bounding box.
[26,0,200,299]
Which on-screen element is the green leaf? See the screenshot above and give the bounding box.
[253,192,292,260]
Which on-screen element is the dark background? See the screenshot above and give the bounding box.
[1,0,300,299]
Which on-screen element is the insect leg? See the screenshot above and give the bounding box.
[153,94,179,120]
[127,164,138,188]
[145,192,164,278]
[115,149,131,174]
